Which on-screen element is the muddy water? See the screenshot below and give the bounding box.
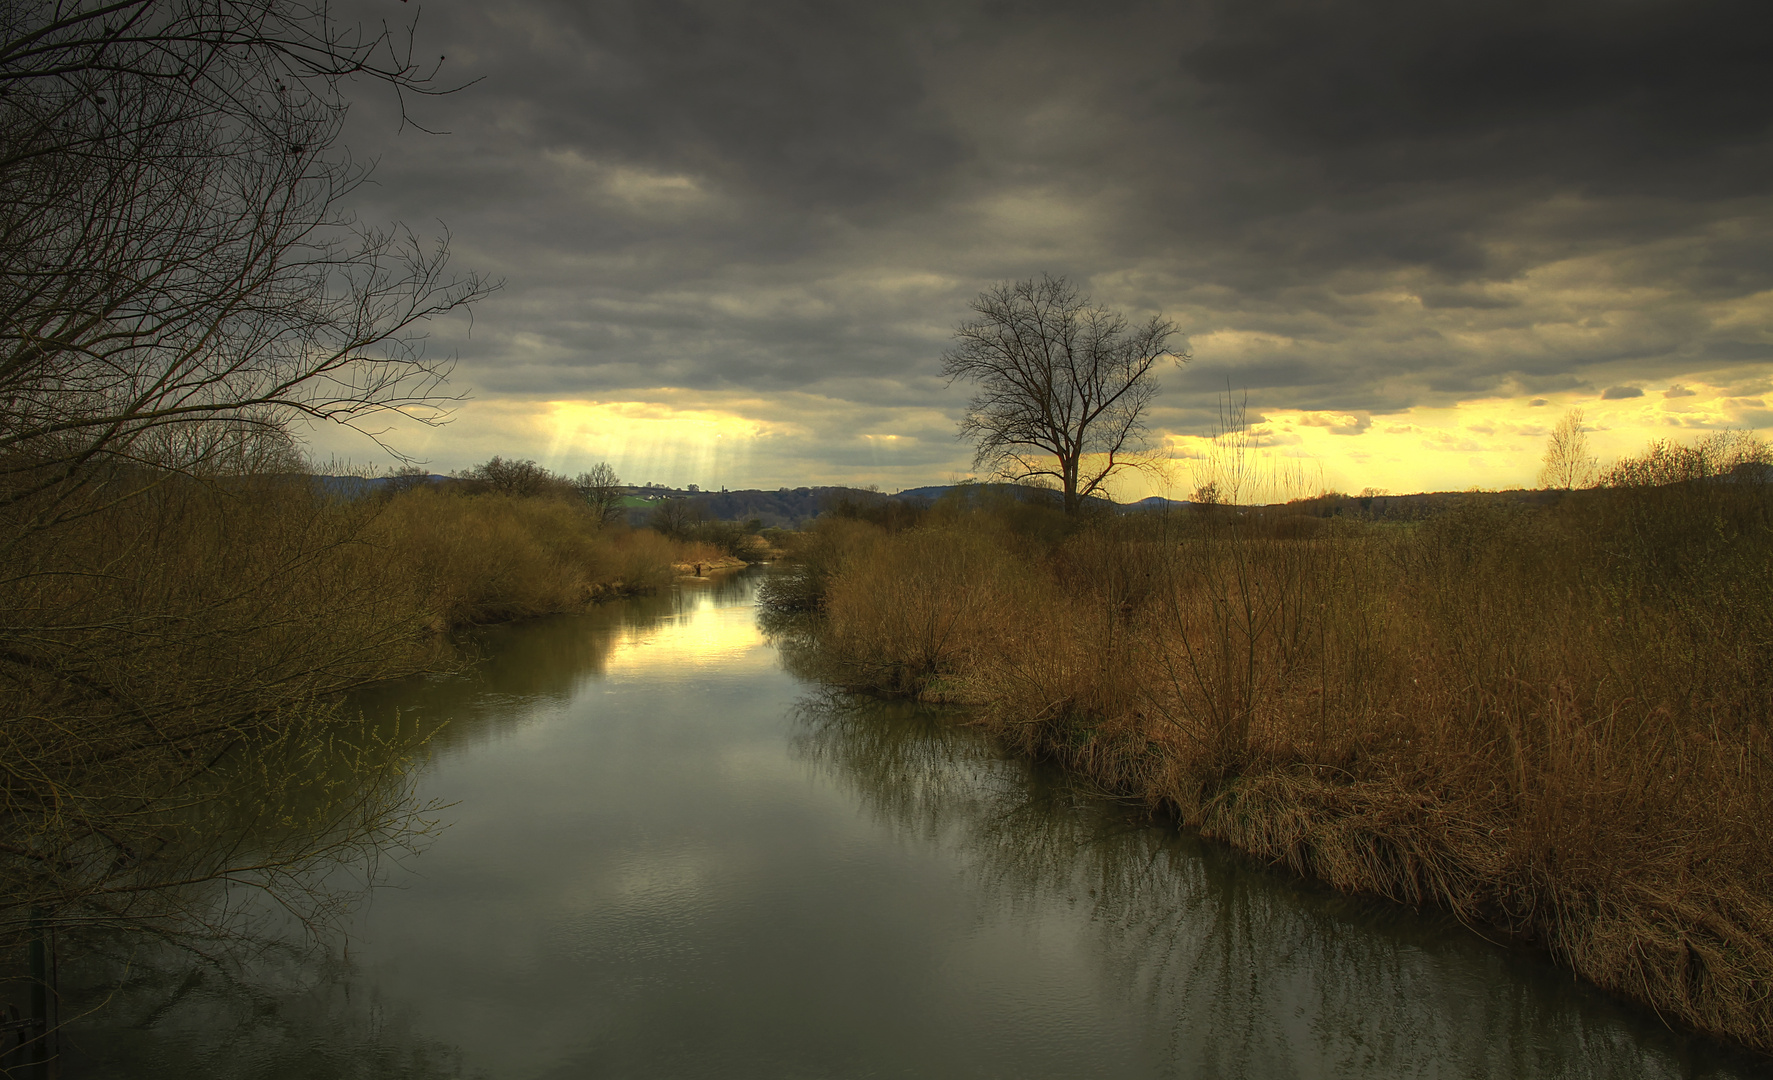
[61,570,1762,1078]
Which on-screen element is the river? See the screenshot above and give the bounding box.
[57,570,1762,1078]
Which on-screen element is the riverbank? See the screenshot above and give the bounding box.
[63,573,1762,1079]
[370,484,689,629]
[671,552,753,577]
[0,470,703,975]
[767,470,1773,1055]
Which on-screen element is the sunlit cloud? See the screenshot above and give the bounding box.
[542,399,785,486]
[300,388,974,490]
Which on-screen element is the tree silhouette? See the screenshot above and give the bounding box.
[941,275,1183,513]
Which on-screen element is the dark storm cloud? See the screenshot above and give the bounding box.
[517,1,963,210]
[1177,1,1773,162]
[334,0,1773,461]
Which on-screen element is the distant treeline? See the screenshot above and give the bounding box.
[642,485,910,529]
[312,475,909,531]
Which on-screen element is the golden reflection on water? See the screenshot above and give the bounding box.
[602,580,773,678]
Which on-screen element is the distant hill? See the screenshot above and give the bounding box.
[891,483,1136,513]
[631,483,1160,523]
[892,485,955,502]
[623,486,885,528]
[312,474,446,498]
[889,483,1072,505]
[1120,496,1190,512]
[310,476,1614,527]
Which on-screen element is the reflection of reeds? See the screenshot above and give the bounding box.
[781,468,1773,1053]
[792,693,1757,1077]
[53,920,468,1079]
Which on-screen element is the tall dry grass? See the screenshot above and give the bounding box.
[368,485,680,627]
[786,470,1773,1052]
[0,470,689,982]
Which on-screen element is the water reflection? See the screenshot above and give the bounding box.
[347,572,766,756]
[57,934,470,1080]
[793,693,1763,1079]
[42,717,458,1079]
[52,571,1767,1079]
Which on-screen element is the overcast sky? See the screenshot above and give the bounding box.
[313,0,1773,496]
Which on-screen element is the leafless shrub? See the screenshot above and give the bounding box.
[1538,408,1598,490]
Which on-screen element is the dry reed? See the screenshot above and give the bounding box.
[790,473,1773,1053]
[0,471,691,968]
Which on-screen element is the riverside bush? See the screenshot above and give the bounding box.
[776,455,1773,1053]
[369,486,678,627]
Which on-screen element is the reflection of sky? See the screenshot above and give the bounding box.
[600,592,775,677]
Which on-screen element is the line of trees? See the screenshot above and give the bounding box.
[449,456,627,524]
[1540,407,1769,490]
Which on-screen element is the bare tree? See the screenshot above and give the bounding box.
[574,461,626,525]
[381,462,436,497]
[457,456,569,497]
[0,0,494,549]
[941,275,1184,513]
[649,496,705,539]
[1538,408,1597,490]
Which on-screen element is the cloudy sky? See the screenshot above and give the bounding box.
[313,0,1773,497]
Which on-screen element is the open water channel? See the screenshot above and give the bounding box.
[59,570,1763,1078]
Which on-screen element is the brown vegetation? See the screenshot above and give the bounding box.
[372,482,680,624]
[0,455,694,1043]
[771,441,1773,1053]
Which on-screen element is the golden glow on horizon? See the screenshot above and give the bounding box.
[300,380,1768,500]
[1128,378,1772,500]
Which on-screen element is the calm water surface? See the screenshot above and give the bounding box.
[62,571,1764,1078]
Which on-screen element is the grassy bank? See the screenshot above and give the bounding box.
[0,462,704,971]
[769,458,1773,1053]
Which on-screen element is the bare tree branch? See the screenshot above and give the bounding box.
[0,0,498,549]
[0,1,491,990]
